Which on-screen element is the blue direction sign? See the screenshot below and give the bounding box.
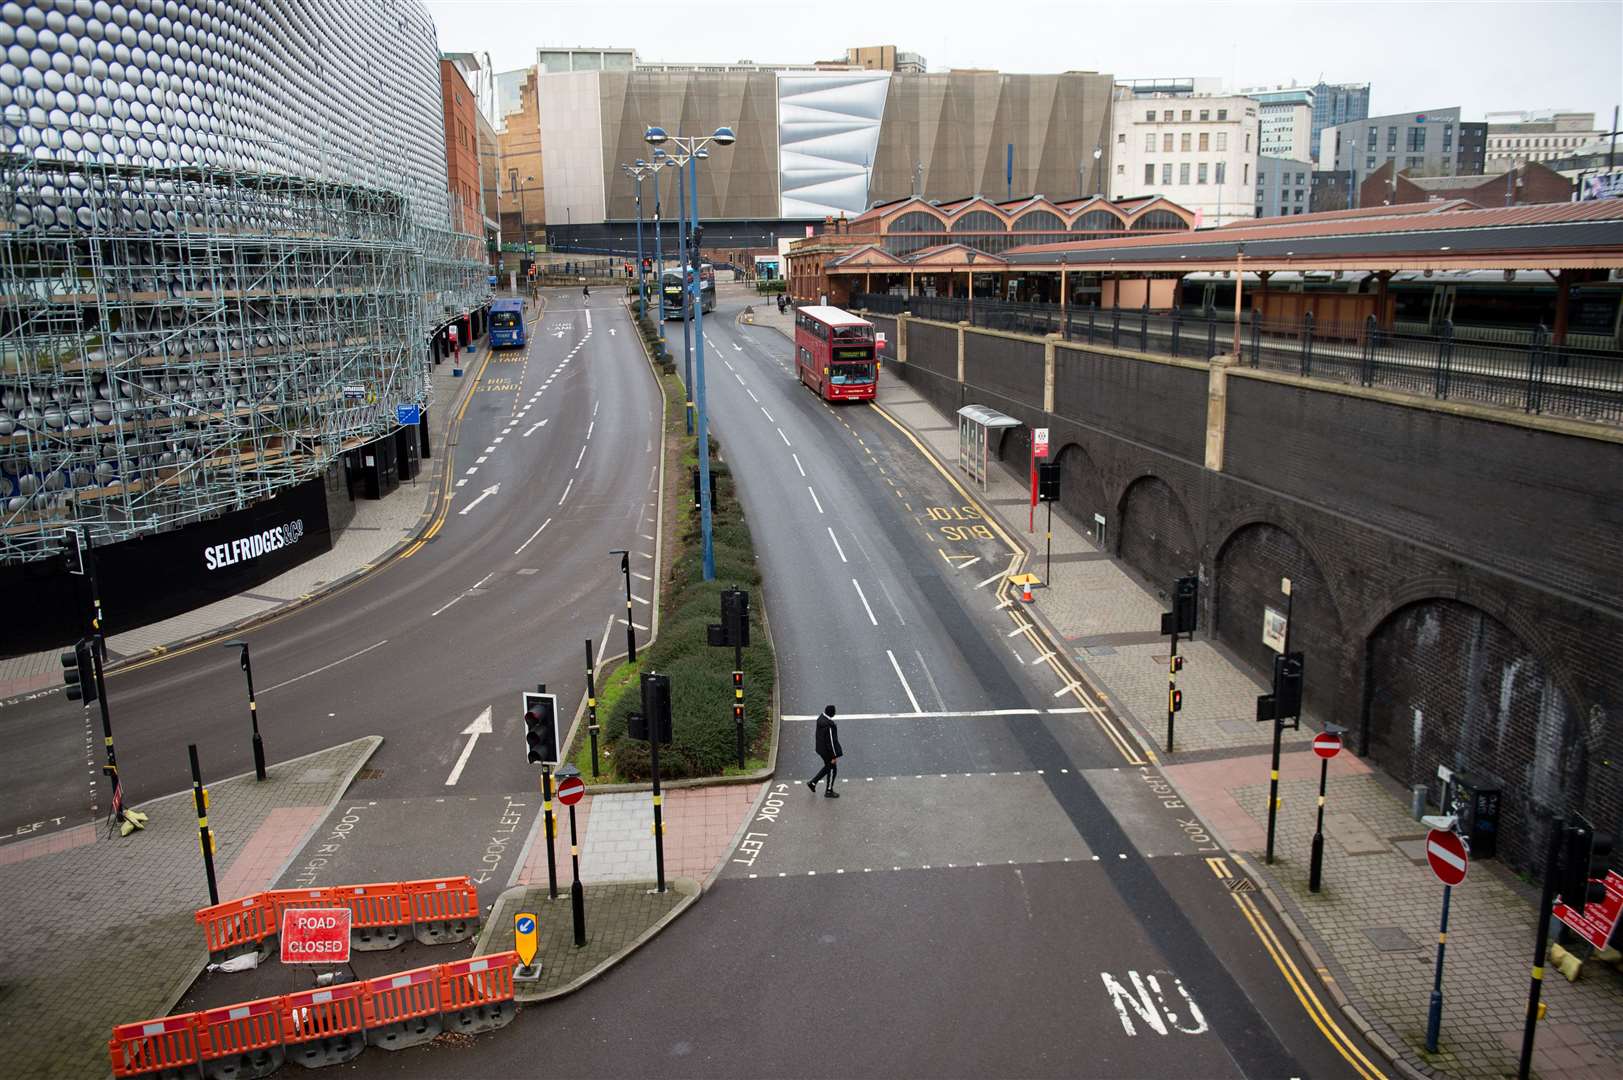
[396,404,422,425]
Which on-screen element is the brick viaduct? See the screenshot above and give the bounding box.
[873,312,1623,880]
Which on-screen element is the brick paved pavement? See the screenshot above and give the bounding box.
[869,354,1623,1079]
[0,736,380,1079]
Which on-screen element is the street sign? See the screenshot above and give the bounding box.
[1426,828,1469,887]
[1312,732,1343,759]
[514,911,539,967]
[1553,870,1623,949]
[279,907,351,965]
[556,775,585,806]
[396,404,421,425]
[341,384,366,400]
[1033,427,1050,458]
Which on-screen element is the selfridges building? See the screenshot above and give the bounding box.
[0,0,486,568]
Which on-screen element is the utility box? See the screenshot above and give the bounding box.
[1453,770,1503,860]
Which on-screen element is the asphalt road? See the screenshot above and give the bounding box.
[340,290,1385,1078]
[0,288,662,906]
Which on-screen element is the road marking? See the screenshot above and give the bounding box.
[259,640,388,694]
[617,618,650,630]
[1007,623,1030,637]
[484,445,496,454]
[975,569,1005,589]
[851,578,878,626]
[575,445,587,469]
[444,706,494,786]
[514,517,552,555]
[827,527,848,563]
[778,428,792,447]
[593,400,600,417]
[807,486,824,514]
[734,372,745,385]
[887,650,922,714]
[559,478,574,505]
[792,453,805,477]
[631,593,650,605]
[458,483,500,516]
[524,420,548,436]
[632,571,652,581]
[760,406,775,422]
[746,388,759,402]
[587,420,595,439]
[465,467,477,476]
[732,342,742,351]
[724,359,735,371]
[476,455,488,464]
[456,478,468,487]
[596,615,615,665]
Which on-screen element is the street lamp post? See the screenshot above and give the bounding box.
[222,640,265,781]
[651,152,667,345]
[623,162,650,316]
[645,124,737,583]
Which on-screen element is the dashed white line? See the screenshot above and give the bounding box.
[746,388,759,402]
[851,578,878,626]
[734,372,745,385]
[887,649,922,714]
[259,640,389,694]
[575,445,587,469]
[827,527,847,563]
[778,429,792,447]
[558,478,574,505]
[760,406,775,423]
[807,486,824,514]
[514,517,552,555]
[792,453,806,477]
[586,420,595,440]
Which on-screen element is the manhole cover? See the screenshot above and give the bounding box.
[1225,877,1256,893]
[516,568,540,575]
[1363,926,1420,952]
[355,767,384,781]
[1080,645,1117,657]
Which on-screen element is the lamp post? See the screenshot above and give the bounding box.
[622,162,651,316]
[650,151,668,345]
[222,640,265,781]
[645,124,737,583]
[508,171,537,264]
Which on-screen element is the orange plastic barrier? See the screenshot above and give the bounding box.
[197,995,283,1080]
[439,951,520,1036]
[363,963,443,1051]
[403,876,480,945]
[109,1013,201,1079]
[339,882,413,950]
[195,894,276,963]
[282,981,367,1069]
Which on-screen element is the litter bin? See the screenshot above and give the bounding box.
[1453,770,1503,860]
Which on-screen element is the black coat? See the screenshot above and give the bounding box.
[815,713,843,761]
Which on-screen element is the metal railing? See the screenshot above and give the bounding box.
[852,293,1623,425]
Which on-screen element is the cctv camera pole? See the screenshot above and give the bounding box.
[676,153,695,435]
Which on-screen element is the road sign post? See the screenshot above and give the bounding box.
[1424,825,1469,1054]
[556,765,588,947]
[513,911,540,980]
[188,743,218,906]
[1264,578,1294,864]
[1309,726,1345,893]
[1029,427,1049,532]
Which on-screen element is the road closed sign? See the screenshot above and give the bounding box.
[280,907,352,965]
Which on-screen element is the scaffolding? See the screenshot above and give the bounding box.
[0,152,440,563]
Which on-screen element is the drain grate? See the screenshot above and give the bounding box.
[1225,877,1257,893]
[355,767,384,781]
[1363,926,1420,952]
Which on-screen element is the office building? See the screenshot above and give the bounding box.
[1109,93,1261,226]
[1485,111,1605,170]
[1310,81,1371,162]
[1321,108,1487,182]
[1240,85,1316,160]
[841,46,927,74]
[1117,77,1224,97]
[1256,157,1315,217]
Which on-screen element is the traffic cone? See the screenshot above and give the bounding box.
[1021,579,1035,604]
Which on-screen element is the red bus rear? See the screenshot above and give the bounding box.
[794,305,877,402]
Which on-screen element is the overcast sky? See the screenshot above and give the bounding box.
[426,0,1621,124]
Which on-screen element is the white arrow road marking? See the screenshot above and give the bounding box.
[523,420,549,436]
[609,327,616,336]
[732,343,742,351]
[458,483,500,515]
[445,706,493,786]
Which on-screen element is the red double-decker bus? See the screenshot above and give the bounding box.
[794,305,877,402]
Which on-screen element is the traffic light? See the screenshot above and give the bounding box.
[1037,461,1061,503]
[1169,655,1184,675]
[1174,575,1198,635]
[722,588,750,648]
[62,527,85,576]
[1558,814,1613,915]
[636,672,673,745]
[60,637,96,704]
[522,692,558,765]
[1169,687,1182,713]
[1275,652,1304,719]
[732,670,745,723]
[643,257,651,273]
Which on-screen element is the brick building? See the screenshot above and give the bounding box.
[499,68,545,258]
[439,58,483,236]
[1358,160,1574,209]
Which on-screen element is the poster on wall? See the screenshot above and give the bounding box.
[1262,606,1289,653]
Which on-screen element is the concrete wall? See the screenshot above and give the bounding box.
[884,314,1623,880]
[537,71,607,227]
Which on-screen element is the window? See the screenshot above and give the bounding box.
[1144,163,1155,184]
[1118,132,1127,144]
[1145,110,1156,122]
[1407,127,1425,152]
[1161,163,1172,184]
[1368,126,1378,145]
[1386,127,1397,151]
[1245,133,1251,152]
[1366,156,1376,170]
[1215,161,1226,184]
[1216,132,1227,151]
[1295,172,1305,184]
[1163,133,1174,152]
[1162,110,1173,121]
[1294,189,1304,202]
[1181,133,1192,152]
[1179,163,1190,184]
[1406,156,1423,170]
[1199,109,1210,121]
[1217,109,1228,121]
[1116,163,1125,175]
[1199,132,1209,151]
[1145,133,1156,151]
[1197,163,1208,184]
[1242,162,1249,184]
[1181,109,1192,121]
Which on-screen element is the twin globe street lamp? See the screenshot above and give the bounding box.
[643,123,736,582]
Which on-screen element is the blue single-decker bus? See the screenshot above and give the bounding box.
[490,298,527,348]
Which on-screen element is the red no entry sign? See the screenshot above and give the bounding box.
[1312,732,1343,759]
[280,907,351,965]
[1426,828,1469,887]
[556,775,586,806]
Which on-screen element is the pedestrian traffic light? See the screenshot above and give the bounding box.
[642,257,651,272]
[1275,652,1304,719]
[1558,814,1613,915]
[1169,655,1184,675]
[62,527,85,576]
[723,588,750,647]
[1174,575,1199,635]
[522,692,558,765]
[637,671,674,745]
[60,637,96,704]
[1037,461,1061,503]
[1169,688,1182,713]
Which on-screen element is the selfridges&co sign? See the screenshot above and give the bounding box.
[204,520,307,571]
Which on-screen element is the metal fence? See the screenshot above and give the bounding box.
[853,293,1623,425]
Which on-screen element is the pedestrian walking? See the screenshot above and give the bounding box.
[806,705,843,798]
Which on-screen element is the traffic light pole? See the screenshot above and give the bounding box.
[1310,753,1330,892]
[1265,586,1293,865]
[1165,632,1179,754]
[76,529,144,835]
[538,681,558,901]
[585,639,600,779]
[613,550,636,662]
[1518,818,1566,1079]
[189,743,219,906]
[733,641,746,770]
[1425,879,1454,1053]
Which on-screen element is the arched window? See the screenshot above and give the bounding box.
[888,211,945,236]
[950,210,1006,234]
[1072,210,1123,233]
[1011,210,1064,234]
[1131,209,1187,232]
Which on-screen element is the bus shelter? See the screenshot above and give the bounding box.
[957,405,1021,490]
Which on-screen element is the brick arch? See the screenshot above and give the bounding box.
[1361,596,1586,878]
[1212,518,1350,727]
[1116,474,1198,587]
[1051,441,1108,543]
